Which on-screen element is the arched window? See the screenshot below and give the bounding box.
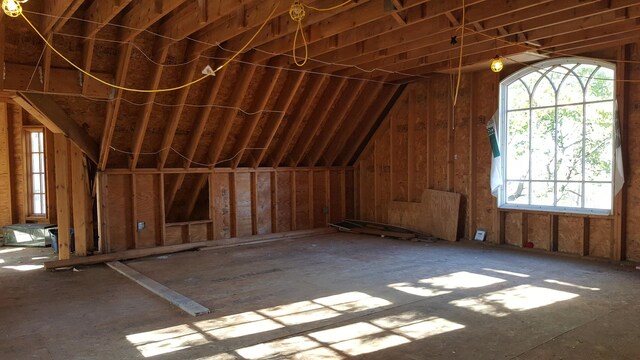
[499,58,615,214]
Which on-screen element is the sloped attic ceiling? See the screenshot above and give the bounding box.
[2,0,640,170]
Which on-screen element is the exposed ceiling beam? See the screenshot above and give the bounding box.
[15,92,99,163]
[288,78,347,167]
[205,57,257,167]
[323,82,385,166]
[305,80,366,167]
[338,84,400,166]
[249,71,306,168]
[98,44,132,171]
[231,60,285,169]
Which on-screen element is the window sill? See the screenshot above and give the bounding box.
[498,205,613,218]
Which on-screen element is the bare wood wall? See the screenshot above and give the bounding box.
[97,168,354,252]
[356,44,640,262]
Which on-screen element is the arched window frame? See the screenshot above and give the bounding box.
[498,57,616,215]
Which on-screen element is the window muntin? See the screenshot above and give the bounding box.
[499,59,615,214]
[25,128,47,216]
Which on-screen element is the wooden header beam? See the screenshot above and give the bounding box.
[15,92,99,163]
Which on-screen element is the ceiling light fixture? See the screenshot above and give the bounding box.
[491,55,504,73]
[2,0,26,17]
[289,1,306,21]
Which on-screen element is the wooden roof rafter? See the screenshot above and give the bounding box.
[287,77,348,167]
[230,58,287,169]
[305,80,366,167]
[249,71,306,168]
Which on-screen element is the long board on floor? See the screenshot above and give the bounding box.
[44,228,336,269]
[107,261,210,317]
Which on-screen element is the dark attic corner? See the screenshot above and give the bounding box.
[0,0,640,359]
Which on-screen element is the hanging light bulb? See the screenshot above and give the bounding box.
[2,0,26,17]
[490,55,504,73]
[289,0,305,21]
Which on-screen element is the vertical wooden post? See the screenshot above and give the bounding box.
[250,171,258,235]
[426,84,433,190]
[340,170,347,220]
[308,170,314,228]
[521,213,528,247]
[0,102,12,226]
[325,170,330,225]
[208,172,215,240]
[408,89,416,202]
[549,214,558,252]
[271,171,278,233]
[70,143,92,256]
[96,172,109,253]
[469,74,477,240]
[159,174,166,245]
[53,134,71,260]
[11,106,25,223]
[582,217,591,257]
[131,173,138,249]
[229,172,237,237]
[614,44,628,261]
[291,170,297,230]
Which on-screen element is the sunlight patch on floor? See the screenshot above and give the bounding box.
[2,264,44,271]
[236,311,465,359]
[483,268,530,278]
[419,271,507,290]
[0,247,24,254]
[126,324,209,358]
[544,279,600,291]
[388,282,451,297]
[127,291,392,357]
[451,285,579,317]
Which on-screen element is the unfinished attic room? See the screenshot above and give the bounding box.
[3,0,640,358]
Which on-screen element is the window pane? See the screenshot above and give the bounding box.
[520,71,541,91]
[547,65,569,89]
[507,80,530,110]
[32,153,41,173]
[31,132,40,152]
[506,181,529,205]
[506,110,530,180]
[40,174,46,193]
[531,182,554,206]
[557,72,583,105]
[33,194,42,214]
[531,76,555,108]
[574,64,598,79]
[556,105,583,182]
[39,153,45,174]
[586,67,614,102]
[531,108,555,181]
[585,183,611,210]
[556,182,582,208]
[585,102,613,182]
[32,174,41,193]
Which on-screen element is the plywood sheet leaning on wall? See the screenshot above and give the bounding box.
[388,189,462,242]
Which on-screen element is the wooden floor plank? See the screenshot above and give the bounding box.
[107,261,210,317]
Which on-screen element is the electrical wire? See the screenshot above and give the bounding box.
[463,25,639,83]
[290,0,354,67]
[18,2,280,93]
[305,0,353,12]
[450,0,465,107]
[292,18,309,66]
[109,145,267,167]
[20,6,431,82]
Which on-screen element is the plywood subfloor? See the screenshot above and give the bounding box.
[0,233,639,359]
